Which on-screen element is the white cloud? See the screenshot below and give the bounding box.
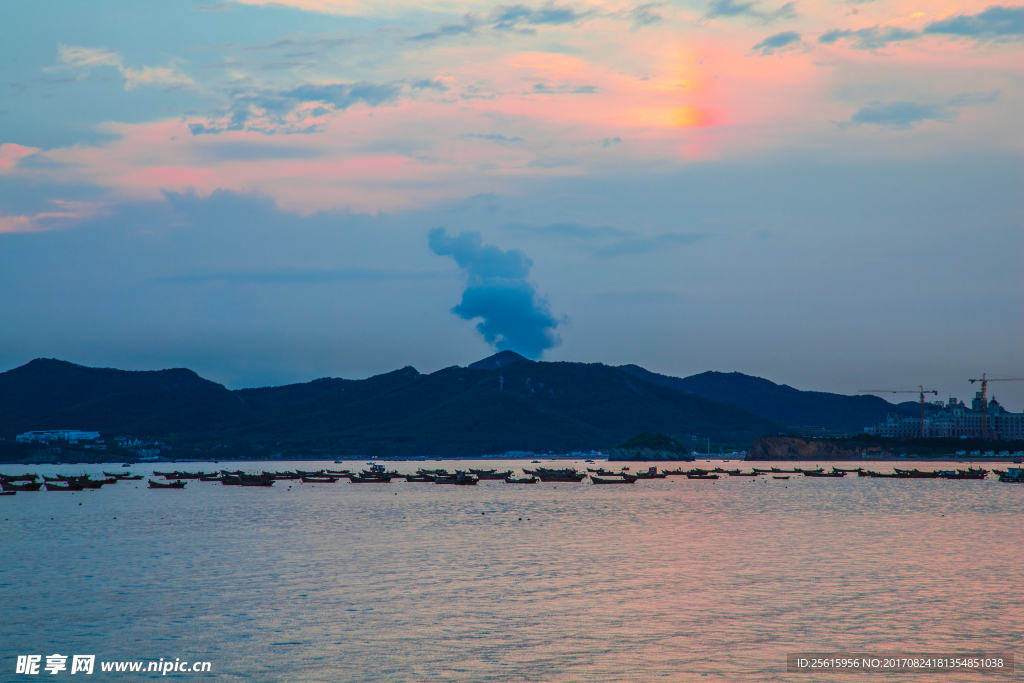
[55,45,193,91]
[122,65,194,91]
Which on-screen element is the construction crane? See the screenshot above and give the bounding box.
[968,374,1024,439]
[860,386,938,438]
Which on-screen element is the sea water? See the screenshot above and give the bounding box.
[1,460,1021,682]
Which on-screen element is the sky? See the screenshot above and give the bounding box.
[0,0,1021,409]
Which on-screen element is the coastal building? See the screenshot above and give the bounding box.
[865,392,1024,439]
[16,430,101,443]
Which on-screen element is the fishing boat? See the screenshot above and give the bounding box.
[199,475,221,481]
[240,479,274,487]
[1,481,43,491]
[996,468,1024,483]
[434,473,478,485]
[0,473,38,482]
[0,491,15,496]
[323,470,350,477]
[832,467,863,473]
[865,471,899,478]
[348,475,391,483]
[504,475,538,484]
[531,467,588,482]
[772,475,790,480]
[591,475,636,484]
[148,479,186,489]
[803,470,845,477]
[632,467,667,479]
[687,474,719,479]
[728,471,758,476]
[78,478,117,488]
[45,482,84,491]
[771,467,801,473]
[295,469,326,477]
[469,469,514,480]
[893,468,940,479]
[301,476,339,483]
[938,468,987,480]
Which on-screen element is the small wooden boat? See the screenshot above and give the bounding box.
[772,475,790,480]
[1,481,43,491]
[301,476,338,483]
[403,475,435,482]
[470,469,514,480]
[632,467,668,479]
[938,468,987,480]
[148,479,186,489]
[996,467,1024,483]
[240,479,274,487]
[590,475,636,484]
[78,478,118,488]
[199,475,221,481]
[865,470,899,478]
[504,475,538,484]
[295,469,326,477]
[687,474,719,479]
[894,468,940,479]
[434,473,478,485]
[0,473,39,482]
[45,482,84,491]
[323,470,351,477]
[0,490,15,496]
[347,476,391,483]
[728,471,758,476]
[804,470,845,477]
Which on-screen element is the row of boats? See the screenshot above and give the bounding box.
[4,465,1022,494]
[0,470,143,492]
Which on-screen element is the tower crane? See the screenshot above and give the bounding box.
[968,374,1024,439]
[859,386,938,438]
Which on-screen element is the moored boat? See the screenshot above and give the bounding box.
[894,468,940,479]
[1,481,43,491]
[996,467,1024,483]
[504,475,538,484]
[0,473,39,482]
[590,475,636,484]
[301,476,339,483]
[687,474,719,479]
[148,479,186,489]
[434,473,478,485]
[45,482,84,491]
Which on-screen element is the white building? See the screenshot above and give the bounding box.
[16,430,101,443]
[865,392,1024,440]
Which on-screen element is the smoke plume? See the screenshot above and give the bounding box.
[428,228,561,358]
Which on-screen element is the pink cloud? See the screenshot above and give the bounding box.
[0,143,41,171]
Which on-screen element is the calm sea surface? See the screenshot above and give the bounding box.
[1,460,1021,682]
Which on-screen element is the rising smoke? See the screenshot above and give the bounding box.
[428,228,561,359]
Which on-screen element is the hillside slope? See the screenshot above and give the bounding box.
[0,356,780,457]
[618,366,914,432]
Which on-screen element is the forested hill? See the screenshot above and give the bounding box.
[0,356,778,458]
[618,366,915,432]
